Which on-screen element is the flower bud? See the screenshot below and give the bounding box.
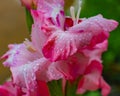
[20,0,37,9]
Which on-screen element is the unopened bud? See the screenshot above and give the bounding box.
[20,0,37,9]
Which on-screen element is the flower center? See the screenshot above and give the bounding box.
[70,0,82,25]
[23,39,36,53]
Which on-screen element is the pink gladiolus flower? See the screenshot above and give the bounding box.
[1,0,118,96]
[42,14,118,61]
[39,1,118,62]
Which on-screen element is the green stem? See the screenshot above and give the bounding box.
[65,79,83,96]
[48,80,63,96]
[65,80,77,96]
[25,8,33,33]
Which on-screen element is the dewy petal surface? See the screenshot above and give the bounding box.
[42,15,118,61]
[1,44,40,67]
[10,58,50,90]
[38,61,64,82]
[42,29,92,61]
[69,15,118,33]
[69,15,118,47]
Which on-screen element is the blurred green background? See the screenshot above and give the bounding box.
[0,0,120,96]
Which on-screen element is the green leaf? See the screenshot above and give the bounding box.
[25,8,34,33]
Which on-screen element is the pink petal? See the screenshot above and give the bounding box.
[69,15,118,33]
[10,58,50,91]
[31,10,55,54]
[31,11,47,55]
[1,44,40,67]
[99,77,111,96]
[31,10,44,25]
[15,80,50,96]
[69,15,118,47]
[42,29,92,61]
[23,81,50,96]
[37,53,89,81]
[77,60,103,94]
[35,53,89,82]
[54,53,90,80]
[0,85,14,96]
[81,40,108,63]
[37,0,65,27]
[36,81,50,96]
[36,61,64,82]
[37,0,64,15]
[42,15,118,61]
[0,81,23,96]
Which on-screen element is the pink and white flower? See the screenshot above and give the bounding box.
[1,0,118,96]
